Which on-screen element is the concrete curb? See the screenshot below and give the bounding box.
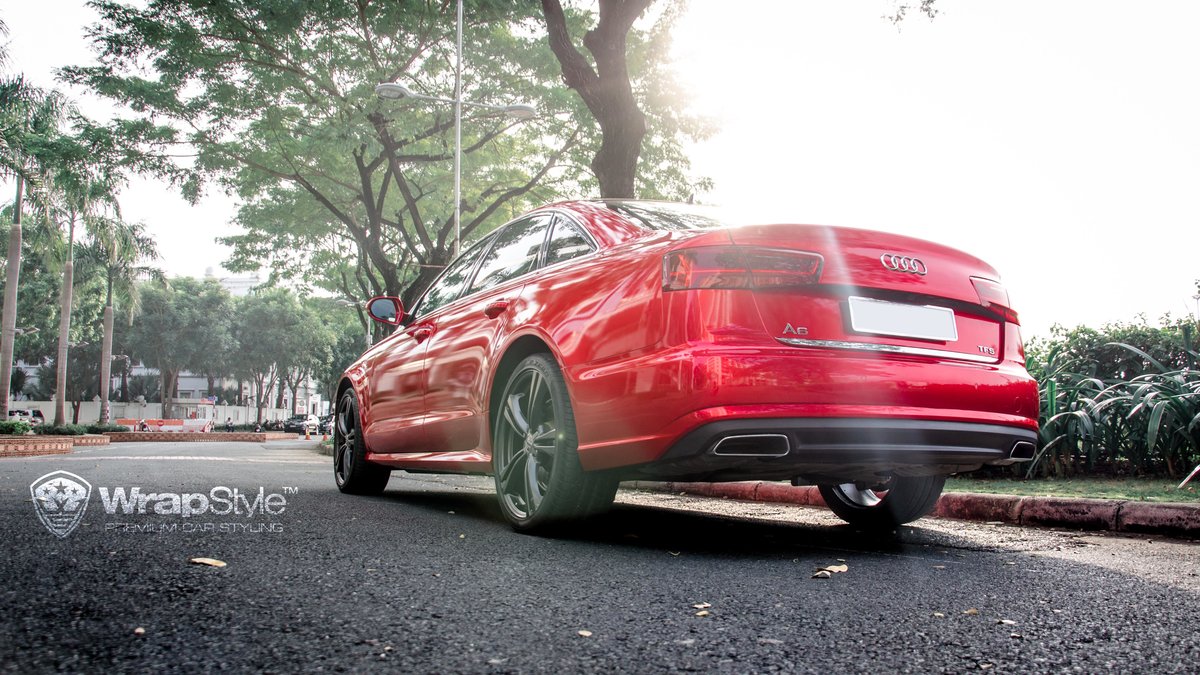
[626,480,1200,538]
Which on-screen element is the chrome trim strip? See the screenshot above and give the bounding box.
[775,337,999,364]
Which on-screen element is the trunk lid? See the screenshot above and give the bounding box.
[725,223,1008,364]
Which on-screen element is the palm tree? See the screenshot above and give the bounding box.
[0,18,66,416]
[39,155,122,426]
[78,217,162,424]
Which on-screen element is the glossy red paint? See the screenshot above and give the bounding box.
[340,200,1039,483]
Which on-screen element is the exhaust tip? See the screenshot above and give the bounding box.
[1009,440,1036,461]
[711,434,791,457]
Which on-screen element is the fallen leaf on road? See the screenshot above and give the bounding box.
[695,610,710,617]
[998,619,1017,625]
[188,557,226,568]
[812,570,832,579]
[577,630,593,637]
[693,603,711,609]
[980,663,994,670]
[826,564,848,573]
[932,612,945,618]
[932,565,946,570]
[1010,633,1023,639]
[963,608,980,616]
[668,551,681,557]
[133,627,145,636]
[836,558,846,563]
[447,511,455,515]
[758,638,783,645]
[458,534,465,539]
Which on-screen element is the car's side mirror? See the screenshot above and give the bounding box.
[366,296,405,326]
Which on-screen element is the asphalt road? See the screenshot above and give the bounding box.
[1,440,1198,673]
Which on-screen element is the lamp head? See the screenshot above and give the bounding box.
[375,82,415,100]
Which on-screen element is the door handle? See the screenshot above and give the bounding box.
[411,326,433,343]
[483,300,510,319]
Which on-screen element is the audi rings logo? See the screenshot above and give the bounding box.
[880,254,928,276]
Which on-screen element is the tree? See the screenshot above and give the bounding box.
[66,1,597,307]
[230,289,309,423]
[0,24,65,415]
[77,217,162,423]
[34,130,126,425]
[540,0,652,198]
[128,278,232,419]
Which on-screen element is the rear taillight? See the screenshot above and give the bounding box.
[971,276,1019,324]
[663,246,823,291]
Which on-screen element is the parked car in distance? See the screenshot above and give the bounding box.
[8,409,44,426]
[333,200,1039,533]
[318,414,333,435]
[283,414,319,434]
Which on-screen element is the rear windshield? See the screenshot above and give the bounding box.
[602,201,729,232]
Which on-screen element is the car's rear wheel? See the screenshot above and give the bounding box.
[333,389,391,495]
[819,475,946,528]
[492,353,617,532]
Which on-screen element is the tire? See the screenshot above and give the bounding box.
[819,475,946,528]
[333,389,391,495]
[492,353,618,532]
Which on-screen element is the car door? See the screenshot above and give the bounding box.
[420,213,555,454]
[362,236,492,454]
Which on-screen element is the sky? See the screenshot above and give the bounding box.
[3,0,1199,339]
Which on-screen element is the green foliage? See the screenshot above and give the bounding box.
[0,420,32,435]
[1024,317,1200,478]
[34,424,87,436]
[85,423,129,433]
[65,0,706,306]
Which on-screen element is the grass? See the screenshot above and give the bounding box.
[946,475,1200,503]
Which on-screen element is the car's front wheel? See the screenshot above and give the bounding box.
[492,353,617,532]
[333,389,391,495]
[819,475,946,528]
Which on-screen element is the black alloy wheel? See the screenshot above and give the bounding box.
[492,353,617,532]
[818,475,946,528]
[333,389,391,495]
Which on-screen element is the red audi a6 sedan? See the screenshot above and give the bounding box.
[334,200,1038,531]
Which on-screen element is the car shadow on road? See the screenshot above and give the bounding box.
[372,485,980,559]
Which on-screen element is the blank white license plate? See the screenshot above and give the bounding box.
[847,296,958,342]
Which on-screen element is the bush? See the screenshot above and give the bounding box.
[1023,317,1200,479]
[0,420,32,435]
[34,424,88,436]
[85,423,130,434]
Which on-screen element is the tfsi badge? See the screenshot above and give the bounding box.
[30,470,92,538]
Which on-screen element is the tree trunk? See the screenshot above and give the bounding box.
[0,177,24,417]
[53,251,75,426]
[71,400,81,425]
[98,287,115,423]
[541,0,652,199]
[160,367,178,419]
[120,367,129,403]
[206,374,216,398]
[253,374,266,423]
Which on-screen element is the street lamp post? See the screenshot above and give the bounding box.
[374,0,535,258]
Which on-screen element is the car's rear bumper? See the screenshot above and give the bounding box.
[567,342,1039,478]
[622,417,1036,483]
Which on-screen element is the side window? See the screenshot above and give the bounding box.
[413,235,493,318]
[544,217,595,267]
[469,214,553,293]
